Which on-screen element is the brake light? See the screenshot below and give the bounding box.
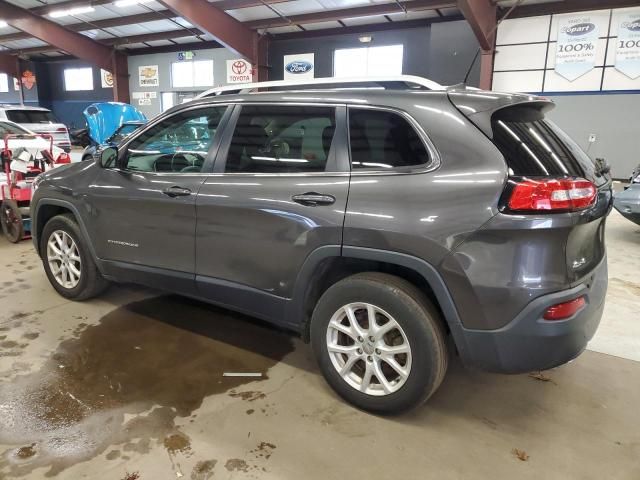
[507,178,596,212]
[55,152,71,164]
[56,127,68,133]
[543,296,586,320]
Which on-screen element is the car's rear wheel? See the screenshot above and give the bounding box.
[41,214,108,300]
[311,272,448,414]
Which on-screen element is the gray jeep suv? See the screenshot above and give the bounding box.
[31,77,612,413]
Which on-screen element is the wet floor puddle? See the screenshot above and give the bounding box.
[0,295,294,477]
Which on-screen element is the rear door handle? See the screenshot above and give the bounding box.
[291,192,336,206]
[163,186,192,197]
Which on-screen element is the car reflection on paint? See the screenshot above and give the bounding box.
[613,164,640,226]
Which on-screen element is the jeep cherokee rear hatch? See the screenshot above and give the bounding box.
[448,89,612,285]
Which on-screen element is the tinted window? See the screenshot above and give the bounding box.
[109,123,142,144]
[124,107,225,173]
[492,107,589,177]
[6,109,57,124]
[225,105,335,173]
[348,109,429,170]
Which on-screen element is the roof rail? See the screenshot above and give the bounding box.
[196,75,445,99]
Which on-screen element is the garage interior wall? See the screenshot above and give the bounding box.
[35,59,113,128]
[126,48,240,118]
[493,7,640,178]
[269,20,480,86]
[0,60,39,106]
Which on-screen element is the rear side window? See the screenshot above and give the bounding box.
[348,108,429,170]
[492,107,589,177]
[224,105,335,173]
[6,109,56,124]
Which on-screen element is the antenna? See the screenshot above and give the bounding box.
[460,0,525,87]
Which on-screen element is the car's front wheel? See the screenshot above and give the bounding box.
[40,214,108,300]
[311,272,448,414]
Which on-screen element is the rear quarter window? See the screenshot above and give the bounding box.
[491,106,593,177]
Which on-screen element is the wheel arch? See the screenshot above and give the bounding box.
[33,199,101,269]
[291,246,470,359]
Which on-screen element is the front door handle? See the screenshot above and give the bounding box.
[291,192,336,206]
[163,186,192,197]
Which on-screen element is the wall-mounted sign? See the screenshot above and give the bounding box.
[101,69,114,88]
[132,91,157,99]
[177,51,195,61]
[226,59,253,84]
[138,65,159,87]
[283,53,314,80]
[615,10,640,79]
[138,98,152,106]
[555,15,599,81]
[21,70,36,90]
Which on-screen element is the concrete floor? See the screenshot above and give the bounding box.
[0,209,639,480]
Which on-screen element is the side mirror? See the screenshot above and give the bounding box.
[99,146,118,168]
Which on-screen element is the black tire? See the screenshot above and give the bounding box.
[1,200,24,243]
[311,272,448,414]
[40,214,108,300]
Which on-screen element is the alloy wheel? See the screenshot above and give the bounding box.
[326,302,412,396]
[47,230,82,289]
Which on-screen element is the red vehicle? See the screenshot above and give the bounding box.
[0,133,70,242]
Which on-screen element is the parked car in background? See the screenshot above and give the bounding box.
[80,102,146,161]
[0,119,69,162]
[0,105,71,152]
[30,76,612,413]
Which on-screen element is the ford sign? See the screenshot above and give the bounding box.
[285,61,313,74]
[623,19,640,31]
[563,23,596,36]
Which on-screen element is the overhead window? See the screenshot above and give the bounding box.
[171,60,214,88]
[64,67,94,91]
[0,74,8,93]
[348,108,429,170]
[334,45,403,77]
[224,105,336,174]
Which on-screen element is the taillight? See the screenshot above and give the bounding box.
[507,177,596,212]
[56,127,68,133]
[56,152,71,164]
[543,296,586,320]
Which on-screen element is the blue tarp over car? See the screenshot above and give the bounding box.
[83,102,147,145]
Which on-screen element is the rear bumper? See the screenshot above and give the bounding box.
[454,255,607,373]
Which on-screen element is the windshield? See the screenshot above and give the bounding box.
[0,121,29,136]
[6,109,57,124]
[109,124,142,144]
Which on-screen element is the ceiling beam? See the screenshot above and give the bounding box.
[456,0,496,51]
[507,0,640,18]
[0,0,129,102]
[157,0,258,61]
[0,52,19,78]
[245,0,456,29]
[5,29,210,55]
[0,10,178,43]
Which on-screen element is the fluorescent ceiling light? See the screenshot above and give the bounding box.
[49,6,95,18]
[114,0,153,6]
[0,21,7,28]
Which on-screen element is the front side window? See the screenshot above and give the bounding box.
[6,109,56,124]
[348,109,429,170]
[124,107,226,173]
[224,105,336,174]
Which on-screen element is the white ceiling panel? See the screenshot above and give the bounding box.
[81,29,116,40]
[226,5,280,22]
[125,43,149,50]
[437,7,461,16]
[173,17,195,29]
[42,51,66,57]
[269,0,325,16]
[0,26,21,36]
[302,21,343,30]
[3,38,48,49]
[104,24,153,36]
[266,25,304,34]
[136,19,185,32]
[315,0,395,8]
[342,15,390,26]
